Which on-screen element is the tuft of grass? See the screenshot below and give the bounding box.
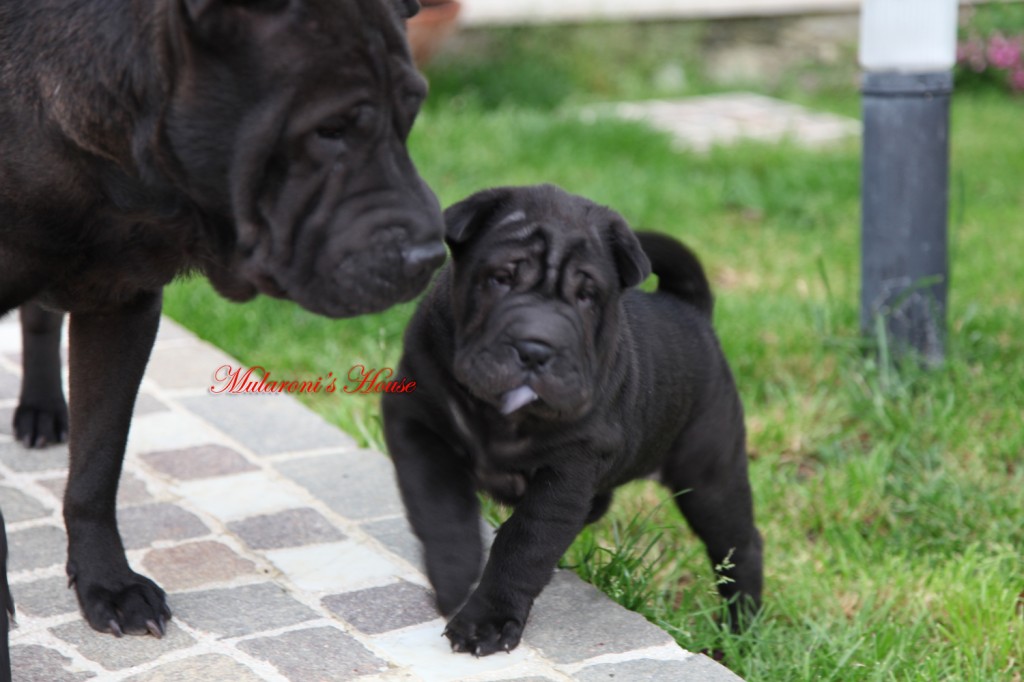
[165,22,1024,682]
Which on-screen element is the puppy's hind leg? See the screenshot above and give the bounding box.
[662,414,763,630]
[15,302,68,448]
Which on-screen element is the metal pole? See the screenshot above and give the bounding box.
[860,72,951,365]
[859,0,958,366]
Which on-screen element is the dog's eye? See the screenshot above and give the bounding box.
[315,115,355,140]
[487,269,514,289]
[315,105,374,141]
[315,125,349,140]
[575,277,601,305]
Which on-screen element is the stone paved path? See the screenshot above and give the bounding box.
[0,312,742,681]
[584,92,860,151]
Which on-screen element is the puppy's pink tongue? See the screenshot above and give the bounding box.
[500,385,538,415]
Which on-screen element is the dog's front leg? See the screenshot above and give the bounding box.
[444,465,595,656]
[14,302,68,447]
[384,412,484,616]
[64,291,170,637]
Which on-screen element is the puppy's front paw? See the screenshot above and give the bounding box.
[444,604,524,656]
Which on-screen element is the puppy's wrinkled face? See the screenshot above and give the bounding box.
[444,185,650,421]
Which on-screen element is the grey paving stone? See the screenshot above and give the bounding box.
[115,470,156,506]
[179,393,353,456]
[122,654,265,682]
[575,654,744,682]
[0,406,12,437]
[142,541,257,592]
[10,644,96,682]
[229,507,345,551]
[133,392,170,417]
[0,439,68,472]
[118,503,210,550]
[679,654,746,681]
[588,93,859,152]
[0,484,52,523]
[0,366,19,400]
[522,571,674,664]
[172,582,318,638]
[358,517,422,568]
[145,342,237,391]
[153,318,196,344]
[52,620,194,672]
[238,625,389,680]
[322,580,436,634]
[9,575,79,617]
[37,469,153,507]
[140,443,258,480]
[7,524,66,572]
[276,450,403,520]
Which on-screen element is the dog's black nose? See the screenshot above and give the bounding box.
[514,340,554,369]
[402,242,447,279]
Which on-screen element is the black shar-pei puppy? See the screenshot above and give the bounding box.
[0,0,444,640]
[383,185,763,655]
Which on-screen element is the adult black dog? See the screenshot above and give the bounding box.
[0,0,444,639]
[383,185,763,655]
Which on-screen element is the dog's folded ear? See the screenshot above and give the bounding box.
[395,0,421,19]
[183,0,288,20]
[607,218,651,288]
[444,188,513,247]
[181,0,291,44]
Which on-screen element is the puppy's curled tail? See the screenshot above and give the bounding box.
[635,231,714,317]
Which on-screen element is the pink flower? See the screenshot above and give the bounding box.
[957,38,988,73]
[986,35,1021,70]
[1010,66,1024,93]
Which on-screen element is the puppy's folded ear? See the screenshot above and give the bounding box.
[607,218,651,288]
[444,188,514,246]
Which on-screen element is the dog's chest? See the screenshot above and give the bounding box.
[446,397,537,501]
[33,218,202,312]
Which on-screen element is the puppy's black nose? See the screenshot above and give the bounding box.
[402,242,446,279]
[513,340,554,369]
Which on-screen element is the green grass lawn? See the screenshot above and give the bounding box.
[164,22,1023,682]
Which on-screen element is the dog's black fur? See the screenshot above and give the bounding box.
[383,185,763,655]
[1,0,443,639]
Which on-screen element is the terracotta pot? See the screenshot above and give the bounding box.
[406,0,462,67]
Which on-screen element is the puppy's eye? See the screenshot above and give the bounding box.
[576,288,597,305]
[488,270,514,289]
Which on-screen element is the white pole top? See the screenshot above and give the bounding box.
[859,0,959,72]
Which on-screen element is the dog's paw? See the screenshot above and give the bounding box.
[426,549,482,617]
[13,403,68,448]
[71,568,171,638]
[443,608,524,656]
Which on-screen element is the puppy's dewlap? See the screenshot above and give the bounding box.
[500,385,538,415]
